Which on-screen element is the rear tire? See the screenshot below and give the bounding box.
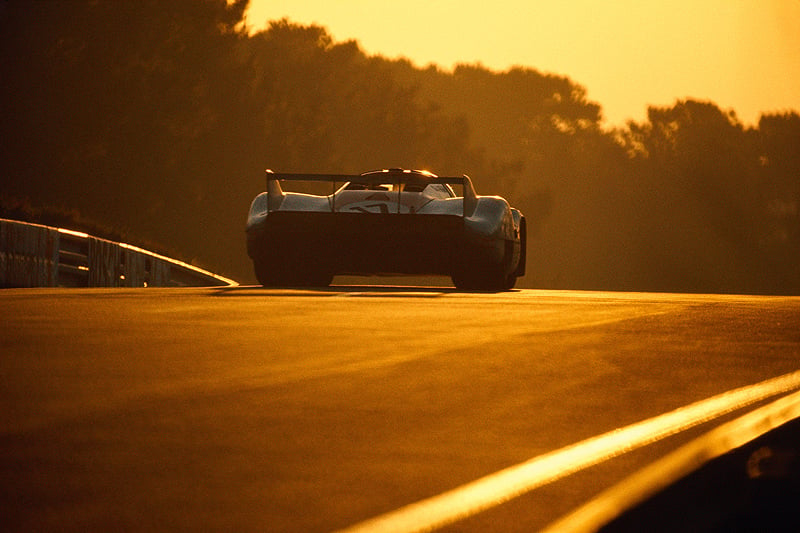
[451,240,516,292]
[254,258,278,286]
[451,265,508,292]
[504,273,517,290]
[253,258,332,287]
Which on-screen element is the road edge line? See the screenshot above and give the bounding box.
[541,387,800,532]
[337,370,800,533]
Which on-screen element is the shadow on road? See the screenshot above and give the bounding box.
[209,284,521,297]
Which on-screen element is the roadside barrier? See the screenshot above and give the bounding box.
[1,218,237,288]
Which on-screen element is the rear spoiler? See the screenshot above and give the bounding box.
[264,170,478,216]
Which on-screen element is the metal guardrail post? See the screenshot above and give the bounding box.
[88,237,120,287]
[122,248,146,287]
[148,257,171,287]
[0,219,59,287]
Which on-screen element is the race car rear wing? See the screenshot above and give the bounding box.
[264,170,478,216]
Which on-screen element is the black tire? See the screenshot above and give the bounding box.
[451,265,508,292]
[452,239,517,292]
[253,258,282,286]
[253,258,332,287]
[504,273,518,290]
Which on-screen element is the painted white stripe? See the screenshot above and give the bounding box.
[338,370,800,533]
[541,387,800,532]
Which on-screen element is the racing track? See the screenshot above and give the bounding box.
[1,287,799,531]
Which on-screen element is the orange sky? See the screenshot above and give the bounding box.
[244,0,799,126]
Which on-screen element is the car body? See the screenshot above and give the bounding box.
[246,168,526,290]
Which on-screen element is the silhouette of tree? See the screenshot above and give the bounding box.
[619,100,800,293]
[2,0,251,273]
[753,112,800,290]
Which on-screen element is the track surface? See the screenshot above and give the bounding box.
[2,287,799,531]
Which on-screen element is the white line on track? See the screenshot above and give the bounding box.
[338,369,800,533]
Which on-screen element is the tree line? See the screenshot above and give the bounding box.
[2,0,798,293]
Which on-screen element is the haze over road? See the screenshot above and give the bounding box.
[2,287,799,531]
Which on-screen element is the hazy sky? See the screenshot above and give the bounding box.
[245,0,799,126]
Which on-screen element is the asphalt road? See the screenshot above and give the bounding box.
[1,287,799,531]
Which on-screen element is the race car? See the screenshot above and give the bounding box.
[246,168,526,290]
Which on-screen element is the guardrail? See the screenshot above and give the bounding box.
[1,218,237,288]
